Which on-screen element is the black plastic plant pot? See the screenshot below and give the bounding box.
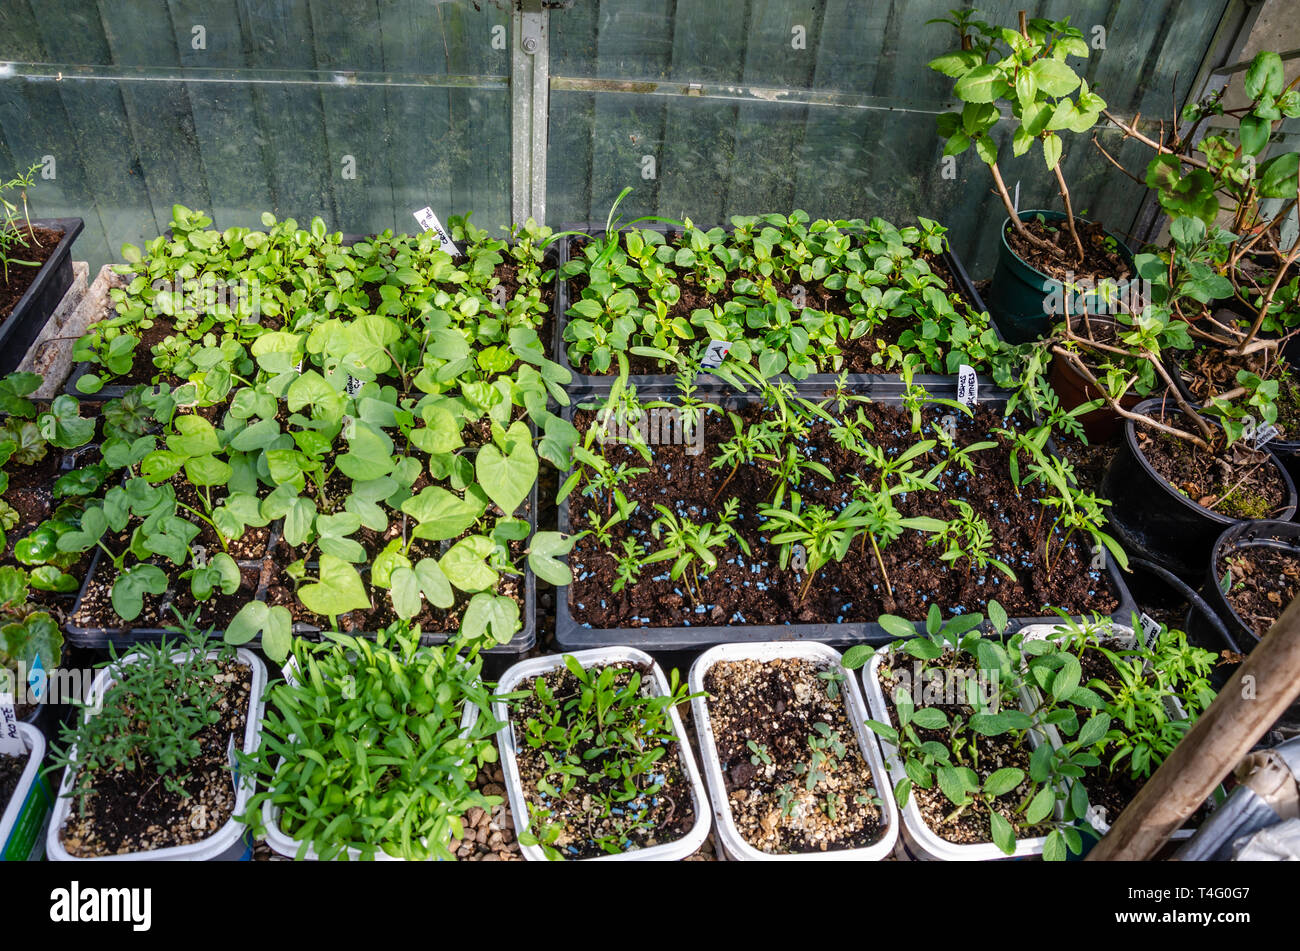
[985,210,1135,345]
[63,547,272,649]
[265,484,540,655]
[550,221,998,394]
[1188,519,1300,657]
[1,218,84,376]
[1164,345,1300,503]
[1100,398,1299,581]
[553,379,1138,652]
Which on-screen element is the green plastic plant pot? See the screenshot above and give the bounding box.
[987,210,1135,344]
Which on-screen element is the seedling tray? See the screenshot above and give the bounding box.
[554,379,1138,652]
[493,646,712,861]
[260,483,540,655]
[62,527,278,649]
[65,231,558,401]
[1,217,84,377]
[861,643,1065,860]
[688,640,900,860]
[550,221,998,393]
[46,646,267,862]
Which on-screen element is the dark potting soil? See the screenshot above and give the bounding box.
[878,650,1052,846]
[568,402,1117,630]
[70,541,261,630]
[1,448,61,558]
[1218,545,1300,641]
[1136,413,1289,520]
[1006,217,1132,285]
[111,315,180,386]
[169,475,271,560]
[0,226,65,322]
[509,663,695,859]
[704,657,884,854]
[0,751,25,810]
[58,659,251,857]
[1053,432,1119,498]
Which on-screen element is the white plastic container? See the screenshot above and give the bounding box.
[862,645,1063,861]
[261,702,478,862]
[495,646,711,861]
[46,647,267,862]
[1,722,51,861]
[689,641,900,861]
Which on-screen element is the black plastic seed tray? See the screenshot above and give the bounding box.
[63,524,279,649]
[553,378,1138,652]
[549,220,1000,394]
[259,483,540,655]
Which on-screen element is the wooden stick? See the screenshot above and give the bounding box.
[1087,592,1300,860]
[1101,110,1210,169]
[1052,163,1087,263]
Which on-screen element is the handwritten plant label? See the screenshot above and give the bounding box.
[957,365,978,407]
[701,340,732,370]
[0,695,22,755]
[413,207,460,256]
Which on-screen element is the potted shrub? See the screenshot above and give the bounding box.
[1,721,52,861]
[1097,52,1300,461]
[846,605,1083,860]
[241,621,501,861]
[928,10,1132,343]
[45,631,267,861]
[689,641,899,860]
[493,646,711,860]
[0,163,84,375]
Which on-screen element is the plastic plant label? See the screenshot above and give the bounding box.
[1251,423,1279,449]
[346,375,363,397]
[413,206,460,256]
[0,696,22,755]
[701,340,732,370]
[957,365,978,407]
[790,543,808,573]
[1139,612,1161,645]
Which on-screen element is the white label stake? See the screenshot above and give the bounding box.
[0,693,23,755]
[413,207,460,257]
[1139,612,1162,645]
[957,364,978,408]
[701,340,732,370]
[1252,423,1279,450]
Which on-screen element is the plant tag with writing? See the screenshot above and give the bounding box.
[0,695,23,755]
[413,207,460,256]
[701,340,732,370]
[957,365,978,407]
